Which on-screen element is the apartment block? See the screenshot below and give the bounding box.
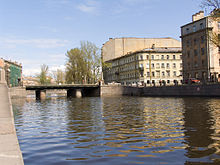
[180,11,220,82]
[103,46,182,86]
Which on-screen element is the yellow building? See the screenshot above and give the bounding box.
[103,47,182,86]
[181,11,220,82]
[0,58,5,83]
[102,37,181,62]
[102,38,182,86]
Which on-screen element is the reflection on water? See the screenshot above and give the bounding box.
[12,97,220,165]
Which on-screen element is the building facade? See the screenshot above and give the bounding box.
[0,59,5,83]
[103,47,182,86]
[4,60,22,87]
[181,11,220,82]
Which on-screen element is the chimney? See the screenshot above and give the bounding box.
[192,11,204,22]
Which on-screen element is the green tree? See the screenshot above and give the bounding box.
[37,64,51,85]
[65,41,101,84]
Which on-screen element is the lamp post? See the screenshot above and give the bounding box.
[149,44,155,86]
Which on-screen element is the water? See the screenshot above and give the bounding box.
[12,97,220,165]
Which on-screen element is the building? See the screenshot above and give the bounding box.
[4,59,22,87]
[102,37,181,62]
[103,47,182,86]
[180,11,220,82]
[0,59,5,83]
[102,38,182,86]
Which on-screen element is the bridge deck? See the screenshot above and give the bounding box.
[26,84,99,90]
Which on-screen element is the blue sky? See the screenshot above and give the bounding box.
[0,0,206,76]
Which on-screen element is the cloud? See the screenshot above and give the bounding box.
[0,38,69,49]
[39,26,58,33]
[21,58,66,76]
[77,0,99,14]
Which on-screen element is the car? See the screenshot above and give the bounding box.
[185,78,200,84]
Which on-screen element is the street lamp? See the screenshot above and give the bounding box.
[149,44,155,86]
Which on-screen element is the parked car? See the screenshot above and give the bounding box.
[185,78,200,84]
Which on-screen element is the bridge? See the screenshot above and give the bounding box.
[26,84,100,99]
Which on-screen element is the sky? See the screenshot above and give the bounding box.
[0,0,207,76]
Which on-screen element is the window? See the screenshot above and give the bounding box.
[167,63,170,68]
[173,71,177,77]
[200,23,204,29]
[167,55,169,59]
[193,25,196,32]
[180,63,182,68]
[156,55,159,59]
[156,63,160,68]
[152,72,155,77]
[180,55,182,59]
[140,55,143,60]
[173,55,176,59]
[140,71,144,77]
[194,61,198,68]
[161,63,165,68]
[173,63,176,68]
[151,63,155,68]
[161,55,164,59]
[151,55,154,59]
[146,55,149,60]
[147,72,150,77]
[146,63,149,69]
[187,51,190,58]
[162,71,165,77]
[194,38,197,45]
[201,36,204,43]
[186,28,189,34]
[194,49,198,56]
[201,48,205,55]
[186,40,190,47]
[166,71,170,77]
[202,60,205,66]
[156,71,160,78]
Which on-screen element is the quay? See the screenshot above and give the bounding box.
[0,83,24,165]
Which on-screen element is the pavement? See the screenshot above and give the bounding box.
[0,83,24,165]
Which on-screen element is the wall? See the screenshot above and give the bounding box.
[10,87,27,99]
[101,84,220,97]
[101,85,140,96]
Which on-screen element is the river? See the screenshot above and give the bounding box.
[12,96,220,165]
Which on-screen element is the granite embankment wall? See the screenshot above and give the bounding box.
[9,84,220,98]
[0,84,24,165]
[101,84,220,97]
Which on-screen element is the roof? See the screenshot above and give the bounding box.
[141,47,182,53]
[106,47,182,62]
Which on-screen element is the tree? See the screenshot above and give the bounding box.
[65,41,101,84]
[53,69,65,84]
[201,0,220,47]
[80,41,101,84]
[37,64,51,85]
[201,0,220,10]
